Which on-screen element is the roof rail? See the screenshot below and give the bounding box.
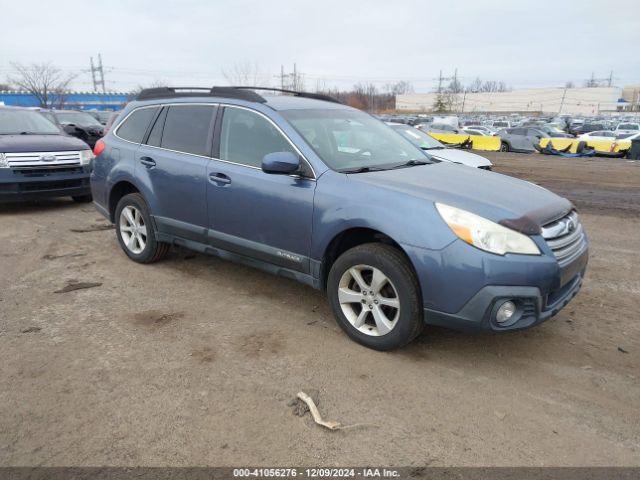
[231,86,341,104]
[135,87,267,102]
[134,86,341,104]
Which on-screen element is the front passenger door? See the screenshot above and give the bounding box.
[205,106,316,273]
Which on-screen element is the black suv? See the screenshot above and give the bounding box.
[0,107,94,203]
[42,109,105,148]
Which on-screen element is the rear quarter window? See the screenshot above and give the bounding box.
[160,105,216,156]
[116,107,159,143]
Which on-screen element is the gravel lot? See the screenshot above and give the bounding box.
[1,152,639,467]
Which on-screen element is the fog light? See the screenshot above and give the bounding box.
[496,301,516,324]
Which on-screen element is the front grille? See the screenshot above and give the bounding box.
[541,211,587,266]
[5,151,82,168]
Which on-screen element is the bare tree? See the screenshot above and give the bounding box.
[222,62,268,86]
[9,62,75,108]
[565,81,575,89]
[0,82,12,91]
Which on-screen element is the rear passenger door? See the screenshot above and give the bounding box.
[136,104,217,241]
[205,105,316,274]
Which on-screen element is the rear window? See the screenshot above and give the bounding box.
[116,107,159,143]
[160,105,216,156]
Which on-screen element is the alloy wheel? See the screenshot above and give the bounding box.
[119,205,147,254]
[338,264,400,336]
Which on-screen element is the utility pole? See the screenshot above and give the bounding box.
[558,86,567,114]
[280,65,284,90]
[90,54,106,93]
[608,70,613,87]
[437,70,443,94]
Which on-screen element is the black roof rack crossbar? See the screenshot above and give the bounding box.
[230,86,341,104]
[135,87,267,103]
[135,86,341,104]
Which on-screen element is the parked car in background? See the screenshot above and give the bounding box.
[491,120,510,129]
[578,130,617,141]
[496,127,544,152]
[615,122,640,134]
[423,123,464,134]
[49,110,105,148]
[463,125,496,136]
[88,110,116,126]
[92,86,587,350]
[570,123,605,137]
[462,127,491,136]
[0,107,94,203]
[387,123,492,169]
[539,125,573,138]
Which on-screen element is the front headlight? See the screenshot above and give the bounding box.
[0,153,8,168]
[436,203,540,255]
[79,149,95,165]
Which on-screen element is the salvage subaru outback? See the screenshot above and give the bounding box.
[90,87,588,350]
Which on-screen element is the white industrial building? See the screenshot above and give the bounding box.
[396,86,631,115]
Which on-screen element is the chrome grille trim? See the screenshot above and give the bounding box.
[5,151,82,168]
[541,211,586,266]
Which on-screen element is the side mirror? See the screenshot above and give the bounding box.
[262,151,300,175]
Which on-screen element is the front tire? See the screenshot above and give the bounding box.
[500,141,510,152]
[327,243,423,350]
[115,193,169,263]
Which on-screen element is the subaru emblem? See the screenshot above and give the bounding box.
[40,154,56,162]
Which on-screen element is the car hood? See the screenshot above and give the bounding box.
[349,162,572,233]
[0,134,89,153]
[427,148,492,168]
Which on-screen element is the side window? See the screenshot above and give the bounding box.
[219,107,297,168]
[116,107,158,143]
[161,105,216,156]
[145,107,167,147]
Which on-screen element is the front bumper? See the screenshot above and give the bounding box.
[403,236,589,333]
[0,167,91,203]
[423,267,586,332]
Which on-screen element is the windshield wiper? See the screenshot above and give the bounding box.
[391,159,431,169]
[339,166,388,174]
[422,146,445,150]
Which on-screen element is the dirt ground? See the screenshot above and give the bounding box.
[1,152,639,467]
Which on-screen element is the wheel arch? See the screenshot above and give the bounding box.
[319,227,417,291]
[108,180,142,222]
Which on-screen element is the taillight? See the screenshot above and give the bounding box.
[93,139,106,156]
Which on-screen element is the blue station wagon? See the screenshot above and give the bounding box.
[90,87,588,350]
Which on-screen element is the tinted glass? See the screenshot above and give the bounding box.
[219,107,296,168]
[161,105,215,156]
[146,107,167,147]
[116,107,158,143]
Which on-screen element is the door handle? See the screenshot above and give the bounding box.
[209,172,231,185]
[139,156,156,168]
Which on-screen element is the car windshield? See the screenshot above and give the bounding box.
[55,111,102,126]
[281,108,429,172]
[389,125,444,149]
[0,109,61,135]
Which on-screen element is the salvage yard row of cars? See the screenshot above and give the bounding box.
[378,113,640,154]
[1,87,588,350]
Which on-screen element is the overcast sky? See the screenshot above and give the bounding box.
[1,0,638,93]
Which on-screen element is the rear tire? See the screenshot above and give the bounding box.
[115,193,169,263]
[327,243,423,350]
[500,141,510,152]
[72,194,93,203]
